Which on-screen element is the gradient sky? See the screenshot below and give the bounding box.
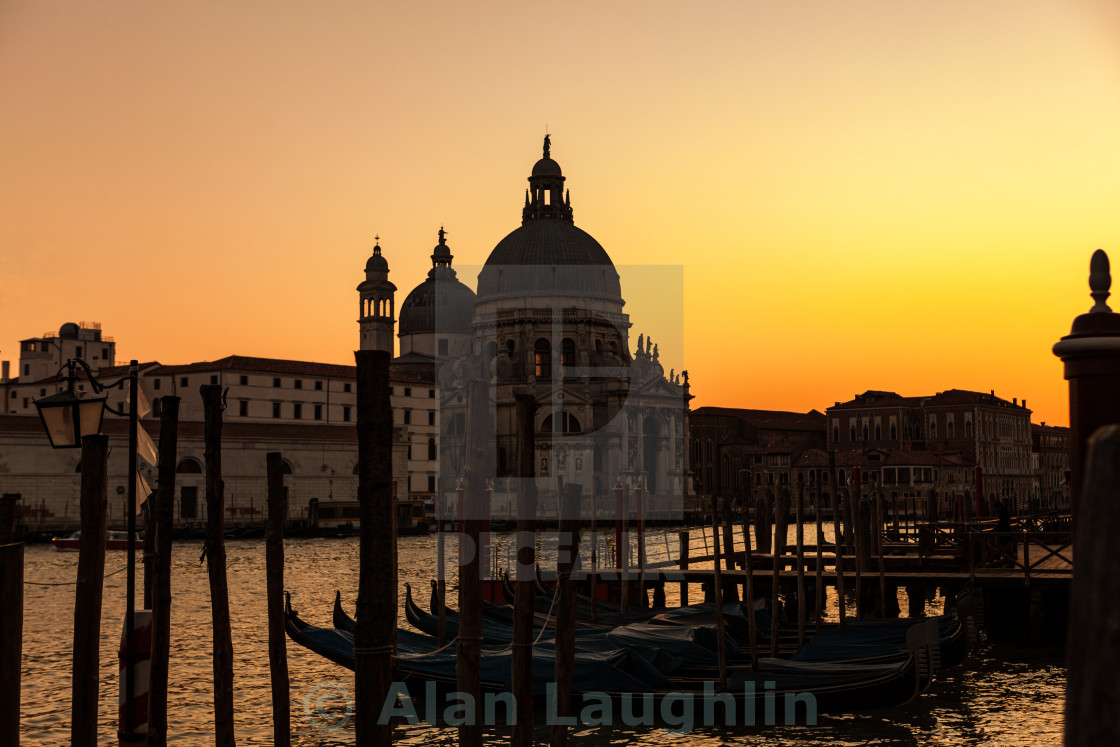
[4,1,1119,427]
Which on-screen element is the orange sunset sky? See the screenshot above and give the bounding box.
[3,1,1120,427]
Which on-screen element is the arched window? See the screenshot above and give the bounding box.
[832,426,839,443]
[506,339,515,356]
[427,437,436,461]
[930,421,937,439]
[850,426,856,441]
[890,424,897,440]
[177,458,203,473]
[965,421,972,438]
[542,410,581,435]
[874,424,881,440]
[561,338,575,367]
[534,338,551,378]
[948,420,955,438]
[862,425,869,440]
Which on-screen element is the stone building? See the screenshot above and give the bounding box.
[827,389,1036,513]
[376,138,691,520]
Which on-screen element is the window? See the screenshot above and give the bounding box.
[561,338,575,367]
[273,378,281,388]
[948,421,955,438]
[22,397,29,408]
[862,425,868,440]
[314,404,322,420]
[429,389,435,398]
[272,403,281,418]
[875,424,881,440]
[850,426,856,441]
[295,380,303,389]
[101,347,109,359]
[534,338,551,378]
[293,403,302,419]
[239,401,248,417]
[240,376,248,385]
[9,391,15,400]
[403,409,411,424]
[314,380,322,390]
[75,345,82,356]
[428,411,435,426]
[210,375,218,385]
[343,406,351,422]
[542,411,581,434]
[180,377,188,387]
[39,388,45,396]
[153,379,161,391]
[404,387,411,397]
[890,425,897,440]
[428,438,436,460]
[833,426,838,442]
[344,383,352,393]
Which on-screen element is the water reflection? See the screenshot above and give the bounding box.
[21,531,1063,745]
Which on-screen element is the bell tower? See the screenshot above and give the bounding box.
[357,237,396,353]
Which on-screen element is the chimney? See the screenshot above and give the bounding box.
[1,361,8,383]
[1013,397,1017,406]
[1023,399,1027,409]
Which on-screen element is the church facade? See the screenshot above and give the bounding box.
[365,138,693,521]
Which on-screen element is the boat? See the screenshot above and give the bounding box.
[52,530,142,552]
[288,593,926,716]
[310,499,430,535]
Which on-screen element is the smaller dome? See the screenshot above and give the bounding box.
[59,322,80,339]
[532,157,562,177]
[399,271,477,336]
[365,242,388,273]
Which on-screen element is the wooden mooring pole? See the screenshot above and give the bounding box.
[201,385,235,747]
[678,531,690,605]
[456,376,488,747]
[512,393,536,747]
[72,434,109,747]
[740,496,758,670]
[265,452,290,747]
[1066,424,1120,746]
[354,350,396,747]
[710,499,728,691]
[147,395,179,747]
[795,484,807,647]
[0,541,23,746]
[832,490,847,628]
[770,488,788,657]
[550,483,583,747]
[813,482,824,633]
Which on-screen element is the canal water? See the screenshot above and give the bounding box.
[20,531,1065,745]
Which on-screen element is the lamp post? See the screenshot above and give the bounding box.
[35,357,142,745]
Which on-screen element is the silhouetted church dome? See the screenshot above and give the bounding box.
[476,138,622,303]
[532,156,563,177]
[399,228,477,336]
[365,252,388,273]
[477,221,621,299]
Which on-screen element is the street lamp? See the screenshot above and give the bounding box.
[34,357,143,744]
[33,359,108,448]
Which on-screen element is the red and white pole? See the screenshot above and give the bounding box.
[118,609,151,746]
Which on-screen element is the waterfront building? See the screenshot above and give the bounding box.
[827,389,1036,514]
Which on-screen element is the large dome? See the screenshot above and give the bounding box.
[476,139,621,302]
[476,221,621,299]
